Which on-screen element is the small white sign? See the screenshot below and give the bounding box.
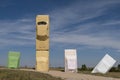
[65,49,77,72]
[67,58,76,69]
[92,54,116,74]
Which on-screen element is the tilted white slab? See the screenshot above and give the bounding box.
[65,49,77,72]
[92,54,116,74]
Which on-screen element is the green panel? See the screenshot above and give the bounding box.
[8,51,20,69]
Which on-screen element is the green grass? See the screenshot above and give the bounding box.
[0,69,63,80]
[78,71,120,78]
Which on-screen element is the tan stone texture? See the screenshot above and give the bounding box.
[36,51,49,71]
[36,38,49,51]
[36,15,49,72]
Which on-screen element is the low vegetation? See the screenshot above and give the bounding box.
[0,69,63,80]
[78,64,120,78]
[50,64,120,78]
[78,71,120,78]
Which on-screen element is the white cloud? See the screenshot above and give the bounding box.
[1,0,120,51]
[0,18,35,47]
[50,0,120,31]
[49,0,120,52]
[102,20,120,26]
[51,33,120,50]
[117,50,120,53]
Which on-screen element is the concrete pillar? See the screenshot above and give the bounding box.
[36,15,49,71]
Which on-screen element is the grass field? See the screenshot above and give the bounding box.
[79,71,120,78]
[0,69,63,80]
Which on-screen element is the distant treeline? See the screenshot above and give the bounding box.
[78,64,120,72]
[1,64,120,72]
[50,64,120,72]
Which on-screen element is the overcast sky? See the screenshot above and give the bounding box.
[0,0,120,67]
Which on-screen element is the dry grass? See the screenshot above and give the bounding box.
[0,69,63,80]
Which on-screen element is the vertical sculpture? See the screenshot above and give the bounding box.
[92,54,116,74]
[8,51,20,69]
[36,15,49,71]
[65,49,77,72]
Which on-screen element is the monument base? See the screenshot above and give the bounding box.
[36,51,49,71]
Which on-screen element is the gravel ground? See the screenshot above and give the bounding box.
[2,68,119,80]
[11,69,120,80]
[44,71,120,80]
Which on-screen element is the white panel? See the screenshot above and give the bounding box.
[65,49,77,72]
[92,54,116,74]
[67,58,76,69]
